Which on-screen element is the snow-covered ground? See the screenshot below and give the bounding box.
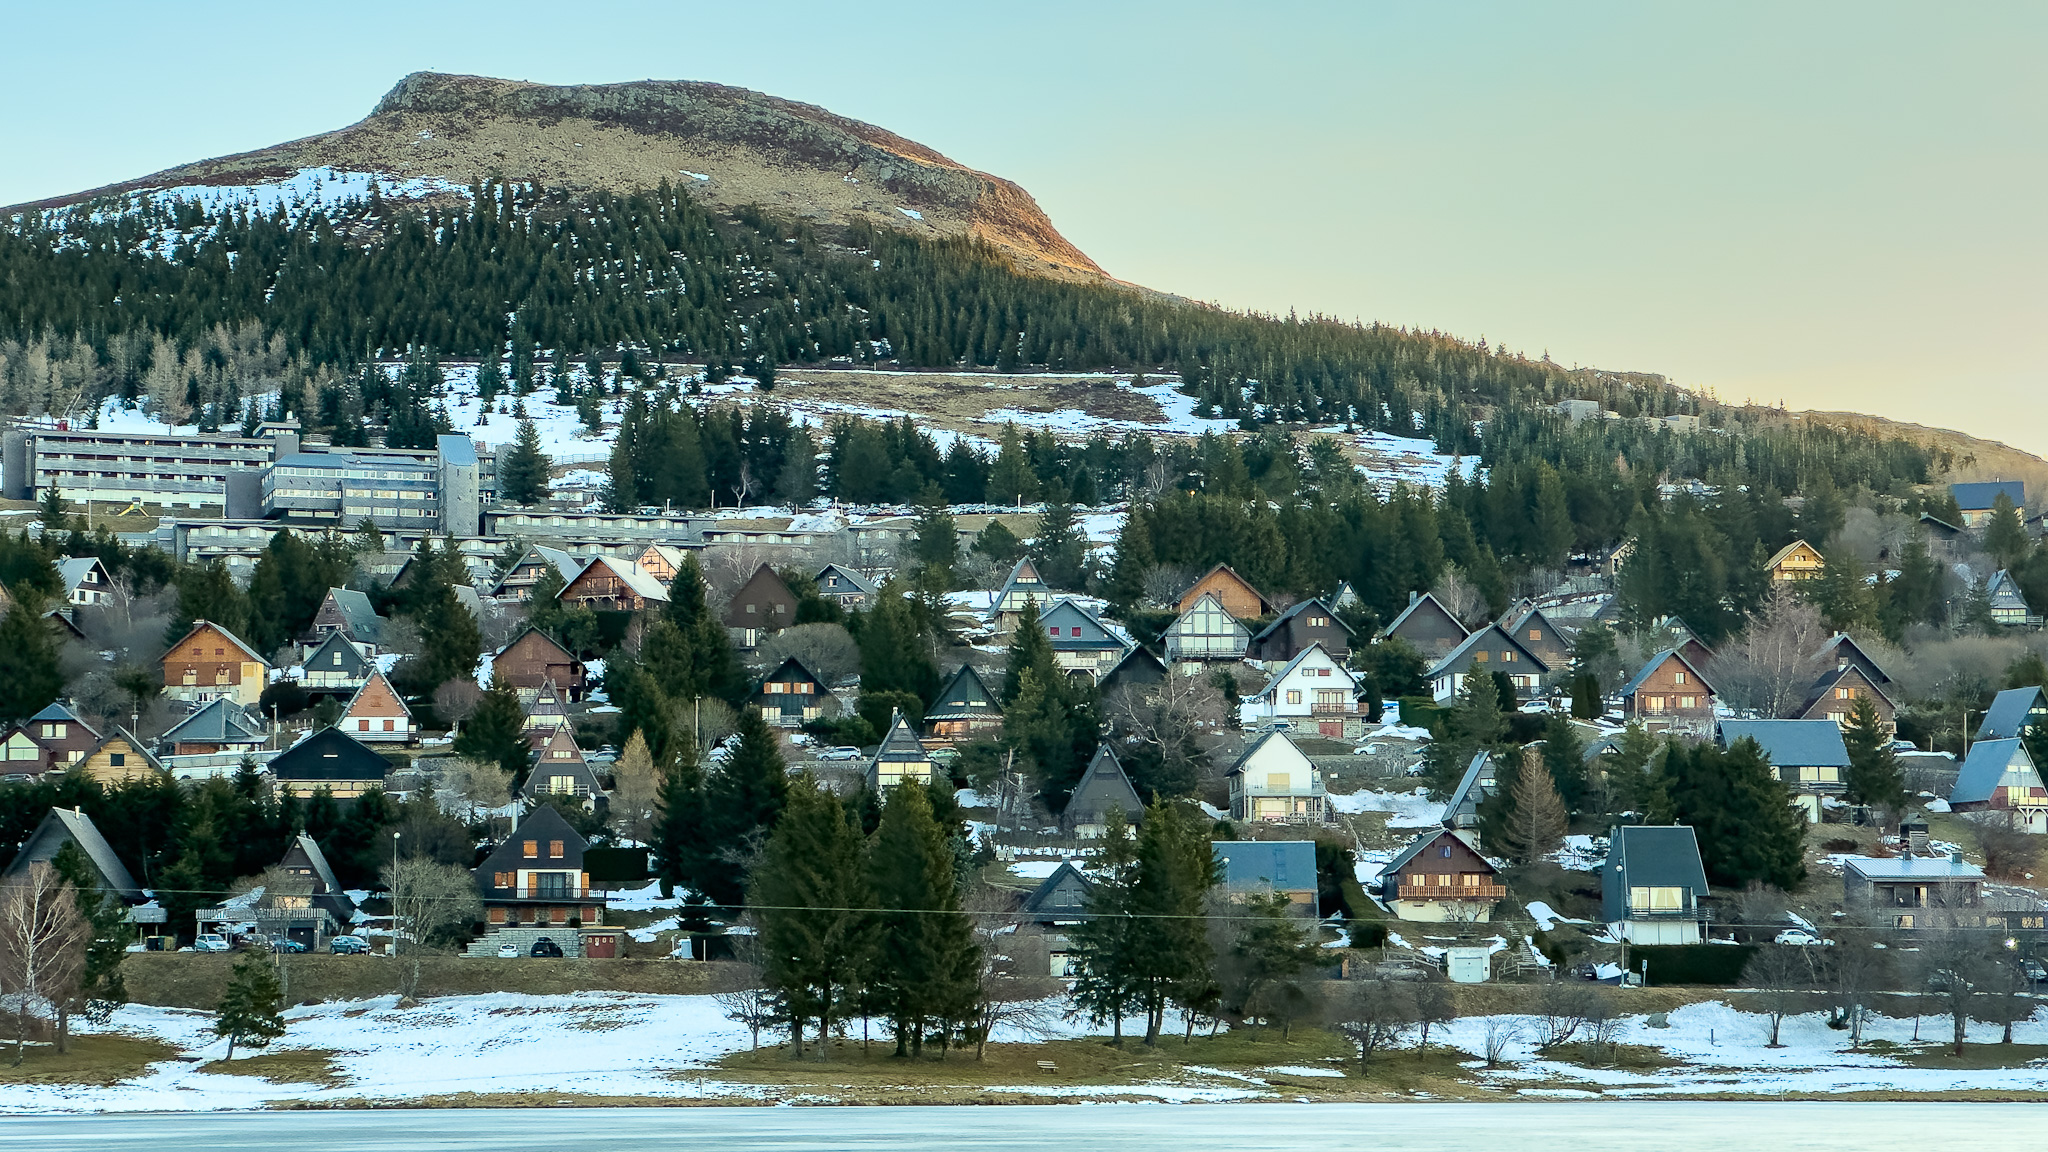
[1327,786,1445,828]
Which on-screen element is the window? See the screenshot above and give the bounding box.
[1646,696,1666,711]
[1473,650,1488,662]
[1048,626,1058,636]
[1673,670,1687,685]
[110,753,125,767]
[552,748,572,759]
[1285,690,1302,705]
[1266,772,1290,792]
[550,775,575,793]
[1309,616,1328,627]
[493,871,513,888]
[1071,627,1082,637]
[1439,845,1452,858]
[549,840,565,858]
[382,719,395,732]
[1680,695,1697,709]
[1837,687,1853,700]
[523,840,538,858]
[1435,874,1453,888]
[746,603,758,614]
[1502,650,1516,663]
[1461,873,1482,887]
[358,720,370,731]
[1528,628,1542,642]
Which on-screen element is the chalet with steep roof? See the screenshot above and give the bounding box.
[159,698,266,757]
[1062,746,1145,836]
[1239,643,1361,736]
[162,620,270,706]
[924,665,1003,745]
[304,587,384,647]
[3,701,100,773]
[722,564,798,650]
[1988,569,2040,628]
[475,806,603,935]
[269,727,390,799]
[559,555,669,613]
[1176,564,1272,620]
[73,727,163,786]
[1040,599,1130,682]
[1095,646,1169,706]
[1765,539,1826,582]
[492,545,587,601]
[1603,825,1710,944]
[492,627,587,699]
[989,557,1051,629]
[301,631,372,694]
[1497,603,1572,670]
[1797,665,1895,733]
[522,680,570,740]
[1380,829,1505,923]
[1248,598,1353,667]
[867,713,935,791]
[0,808,143,903]
[1442,751,1496,832]
[1619,649,1716,733]
[1424,624,1548,704]
[1224,732,1326,824]
[633,544,693,586]
[1021,861,1092,976]
[1381,591,1469,661]
[338,671,414,744]
[56,556,114,606]
[523,727,601,801]
[1162,591,1250,665]
[1978,686,2048,743]
[1951,739,2048,833]
[815,563,877,610]
[1814,633,1893,690]
[199,835,357,949]
[752,657,829,729]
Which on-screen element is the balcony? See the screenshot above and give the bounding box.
[1398,884,1508,903]
[501,884,592,899]
[1624,905,1700,919]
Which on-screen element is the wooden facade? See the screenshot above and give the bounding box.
[162,620,270,707]
[492,628,587,699]
[1176,564,1272,620]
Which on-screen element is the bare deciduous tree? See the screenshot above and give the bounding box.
[1330,979,1419,1071]
[608,731,662,846]
[966,884,1061,1060]
[1707,587,1831,718]
[444,757,514,825]
[0,863,90,1065]
[1741,945,1816,1047]
[757,623,862,687]
[1103,672,1231,797]
[433,678,485,730]
[1964,811,2040,880]
[1431,567,1483,628]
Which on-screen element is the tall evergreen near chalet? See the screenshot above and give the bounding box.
[751,775,875,1056]
[868,782,980,1057]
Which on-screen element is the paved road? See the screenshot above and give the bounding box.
[0,1102,2029,1151]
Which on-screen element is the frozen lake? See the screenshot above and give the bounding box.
[0,1102,2031,1151]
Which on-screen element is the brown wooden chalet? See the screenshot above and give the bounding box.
[475,806,603,930]
[1379,828,1507,923]
[1176,564,1273,620]
[492,627,588,700]
[752,657,829,729]
[162,620,270,707]
[722,564,799,650]
[1620,649,1717,733]
[1798,664,1896,733]
[558,555,669,613]
[1247,597,1354,666]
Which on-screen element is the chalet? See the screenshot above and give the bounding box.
[1095,646,1170,705]
[301,631,373,694]
[8,702,101,771]
[1645,616,1715,671]
[1424,624,1547,704]
[1987,569,2039,628]
[867,712,935,791]
[1176,564,1272,620]
[1951,480,2026,528]
[1843,854,1986,929]
[558,555,670,613]
[56,556,114,606]
[72,727,163,786]
[1721,719,1849,823]
[1020,861,1091,976]
[1329,581,1362,613]
[988,557,1051,629]
[1797,665,1895,733]
[923,665,1003,744]
[1814,632,1894,691]
[1978,686,2048,742]
[1618,649,1716,732]
[474,806,604,944]
[491,545,587,601]
[198,835,356,950]
[1442,751,1496,833]
[1950,739,2048,833]
[1765,539,1826,582]
[492,628,587,700]
[162,620,270,707]
[1248,598,1354,667]
[1381,591,1469,661]
[752,657,829,729]
[1212,840,1318,916]
[1602,825,1710,944]
[1238,643,1362,736]
[159,698,266,757]
[1223,732,1327,824]
[338,671,414,744]
[0,808,144,904]
[0,729,49,776]
[722,564,798,650]
[269,726,390,799]
[1918,512,1966,551]
[1380,829,1506,923]
[1040,599,1130,681]
[1062,746,1145,836]
[303,587,384,648]
[1497,603,1572,671]
[523,727,601,801]
[1162,592,1250,665]
[522,680,571,739]
[633,544,693,585]
[815,563,877,610]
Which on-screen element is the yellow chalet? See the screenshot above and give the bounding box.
[1766,539,1825,583]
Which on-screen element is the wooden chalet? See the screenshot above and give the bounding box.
[1497,602,1572,671]
[1380,828,1506,923]
[1381,591,1470,661]
[338,670,414,744]
[558,555,669,613]
[1618,649,1716,733]
[269,727,390,799]
[1223,732,1327,824]
[923,665,1003,744]
[475,806,604,932]
[1988,569,2041,628]
[1978,686,2048,743]
[522,680,571,740]
[1162,591,1249,664]
[303,587,385,648]
[523,727,601,801]
[301,631,373,694]
[6,702,101,772]
[1040,599,1130,682]
[1765,539,1826,582]
[1814,632,1894,691]
[815,563,877,610]
[1951,739,2048,833]
[1602,825,1710,944]
[1797,664,1896,733]
[1175,563,1272,620]
[1424,624,1548,704]
[867,712,935,791]
[162,620,270,707]
[1020,861,1091,976]
[988,557,1051,629]
[1095,646,1169,706]
[1247,598,1354,667]
[633,544,693,585]
[159,697,266,757]
[1721,718,1849,823]
[56,556,114,606]
[752,657,829,729]
[1952,480,2026,528]
[0,808,144,905]
[491,545,587,601]
[72,727,164,786]
[1062,746,1145,836]
[492,628,587,700]
[722,564,799,650]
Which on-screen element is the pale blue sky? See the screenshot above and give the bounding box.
[4,2,2042,453]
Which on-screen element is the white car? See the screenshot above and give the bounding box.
[1775,929,1830,946]
[496,942,519,959]
[193,933,231,953]
[817,746,863,761]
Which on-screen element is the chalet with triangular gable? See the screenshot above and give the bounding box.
[492,545,587,601]
[815,563,877,610]
[339,670,414,744]
[304,587,384,648]
[8,701,100,772]
[1619,649,1717,734]
[523,727,601,802]
[1382,591,1469,661]
[523,680,571,740]
[1988,569,2040,628]
[1224,731,1326,824]
[1424,624,1548,704]
[1603,825,1711,944]
[1646,616,1715,671]
[1380,828,1505,923]
[1329,581,1362,613]
[1062,746,1145,836]
[0,808,143,904]
[1095,646,1169,706]
[1766,539,1826,582]
[988,557,1051,629]
[301,631,372,694]
[1248,598,1354,668]
[1951,739,2048,833]
[1978,686,2048,743]
[752,657,829,729]
[199,834,358,950]
[1815,633,1893,691]
[73,727,163,786]
[1176,563,1272,620]
[1162,591,1249,664]
[867,712,935,791]
[1239,643,1362,736]
[924,665,1003,745]
[159,697,266,757]
[474,805,603,938]
[633,544,693,586]
[56,556,114,606]
[559,555,670,613]
[722,564,798,650]
[492,627,587,700]
[1020,861,1091,976]
[1442,751,1496,832]
[163,620,270,707]
[1040,598,1130,682]
[270,726,390,799]
[1798,664,1896,733]
[1498,603,1572,671]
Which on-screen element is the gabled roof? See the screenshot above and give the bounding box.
[1249,598,1355,648]
[160,697,265,745]
[926,665,1001,721]
[1383,592,1469,644]
[1765,538,1824,572]
[1719,719,1850,768]
[1917,512,1964,537]
[0,808,142,902]
[1978,686,2048,741]
[1803,664,1896,714]
[1097,646,1169,693]
[1179,563,1273,615]
[1250,642,1358,702]
[1212,840,1317,893]
[1063,745,1144,825]
[988,557,1048,618]
[1225,730,1315,779]
[83,726,163,775]
[815,563,877,595]
[1501,603,1572,644]
[1814,632,1893,686]
[1040,599,1129,651]
[566,555,671,603]
[1382,827,1491,879]
[56,556,109,592]
[31,700,97,738]
[282,834,343,896]
[1952,738,2041,806]
[167,619,269,667]
[476,805,588,883]
[1329,581,1361,610]
[340,670,412,722]
[1602,825,1709,922]
[303,631,372,677]
[495,626,577,667]
[321,587,384,641]
[492,545,587,595]
[873,712,929,763]
[1844,854,1984,882]
[523,728,601,798]
[1425,623,1550,679]
[1988,569,2031,610]
[1618,648,1716,699]
[756,656,826,693]
[1951,480,2025,511]
[270,727,390,782]
[1168,592,1252,638]
[1021,860,1093,916]
[1443,750,1495,826]
[526,679,569,723]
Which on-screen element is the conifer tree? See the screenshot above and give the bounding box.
[869,781,980,1056]
[1123,799,1219,1046]
[750,775,875,1056]
[1070,808,1141,1044]
[1030,484,1087,590]
[214,952,286,1061]
[1000,599,1057,705]
[49,842,128,1034]
[1540,713,1589,810]
[453,685,529,788]
[986,425,1039,506]
[1662,738,1806,890]
[1985,492,2029,571]
[651,734,706,898]
[972,520,1026,566]
[1842,695,1905,813]
[497,419,552,504]
[855,583,939,710]
[475,356,504,404]
[697,707,790,907]
[0,594,63,724]
[1420,674,1505,800]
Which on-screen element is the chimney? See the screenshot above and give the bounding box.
[1410,591,1420,606]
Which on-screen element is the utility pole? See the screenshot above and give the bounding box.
[391,831,402,960]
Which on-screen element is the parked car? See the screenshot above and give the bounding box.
[2022,958,2047,984]
[496,942,519,959]
[193,933,231,953]
[818,746,863,761]
[268,936,308,954]
[1775,928,1829,946]
[530,937,564,958]
[329,935,369,955]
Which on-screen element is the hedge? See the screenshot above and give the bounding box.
[1636,943,1758,986]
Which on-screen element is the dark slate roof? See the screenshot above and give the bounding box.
[815,563,877,595]
[0,808,142,901]
[1040,599,1129,651]
[304,631,372,678]
[1425,622,1549,679]
[1952,738,2039,806]
[756,656,825,694]
[325,587,384,641]
[31,700,94,733]
[1021,860,1093,918]
[1978,686,2048,741]
[987,557,1048,619]
[1384,592,1468,644]
[285,834,343,895]
[1719,719,1849,769]
[926,665,1001,721]
[872,713,929,762]
[1063,746,1145,826]
[1443,750,1495,827]
[1097,646,1169,692]
[1248,598,1355,647]
[475,805,588,893]
[161,698,266,745]
[1803,664,1895,712]
[1602,825,1709,923]
[1989,569,2031,611]
[1951,480,2025,511]
[1617,648,1716,698]
[1212,840,1318,893]
[270,727,390,782]
[1814,633,1893,686]
[1382,828,1491,878]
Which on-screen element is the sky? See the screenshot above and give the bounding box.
[3,2,2042,453]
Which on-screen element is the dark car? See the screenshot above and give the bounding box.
[268,936,308,954]
[530,937,564,958]
[329,935,370,955]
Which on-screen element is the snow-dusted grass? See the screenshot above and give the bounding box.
[1328,786,1445,828]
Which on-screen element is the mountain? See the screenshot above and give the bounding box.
[8,72,1105,282]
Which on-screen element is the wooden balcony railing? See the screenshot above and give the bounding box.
[1398,884,1508,902]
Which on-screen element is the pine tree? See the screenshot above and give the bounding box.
[1123,799,1218,1045]
[1000,599,1057,705]
[1030,485,1087,590]
[0,594,63,724]
[1485,750,1567,862]
[986,425,1040,506]
[1420,674,1505,800]
[1985,492,2029,570]
[750,775,875,1056]
[1664,738,1806,890]
[855,582,939,709]
[453,686,529,787]
[476,356,504,404]
[214,952,286,1061]
[651,735,705,898]
[1070,808,1141,1044]
[497,419,552,504]
[1540,714,1589,810]
[869,781,980,1056]
[697,707,790,907]
[1842,695,1905,812]
[49,842,127,1038]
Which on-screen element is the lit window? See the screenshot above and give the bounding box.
[523,840,538,858]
